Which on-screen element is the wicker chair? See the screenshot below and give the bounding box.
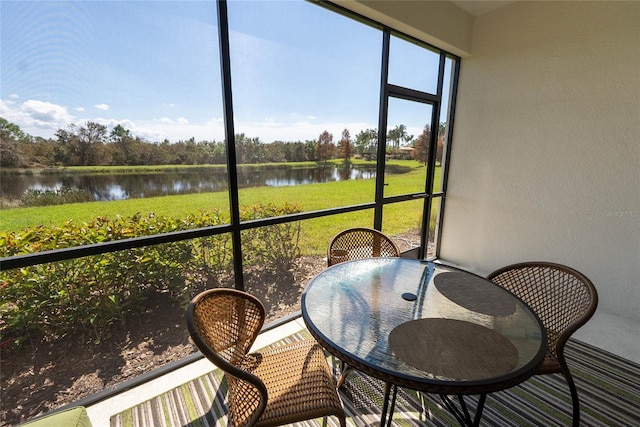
[487,262,598,427]
[327,227,400,266]
[186,288,346,427]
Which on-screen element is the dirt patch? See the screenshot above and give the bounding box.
[1,232,422,426]
[1,292,194,426]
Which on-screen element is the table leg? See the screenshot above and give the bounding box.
[439,394,487,427]
[380,383,398,427]
[472,394,487,427]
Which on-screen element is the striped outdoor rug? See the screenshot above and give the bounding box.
[111,331,640,427]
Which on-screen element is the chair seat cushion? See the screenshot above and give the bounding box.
[239,339,344,427]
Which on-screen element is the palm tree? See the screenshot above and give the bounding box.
[387,124,411,153]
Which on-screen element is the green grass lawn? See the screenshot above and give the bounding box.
[0,161,441,256]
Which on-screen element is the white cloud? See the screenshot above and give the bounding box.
[0,98,75,136]
[132,117,225,142]
[9,94,19,100]
[0,96,375,144]
[76,107,85,112]
[22,100,71,122]
[94,104,110,111]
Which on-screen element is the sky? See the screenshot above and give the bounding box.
[1,0,450,144]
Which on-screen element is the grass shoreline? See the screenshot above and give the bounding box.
[0,159,377,175]
[1,161,439,256]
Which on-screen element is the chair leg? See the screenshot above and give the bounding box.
[559,356,580,427]
[323,415,346,427]
[567,373,580,427]
[337,362,354,389]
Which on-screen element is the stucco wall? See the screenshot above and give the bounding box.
[442,1,640,360]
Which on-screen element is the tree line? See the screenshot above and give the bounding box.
[0,117,444,168]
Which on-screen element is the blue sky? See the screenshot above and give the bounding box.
[1,0,449,144]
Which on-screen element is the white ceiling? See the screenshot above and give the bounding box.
[450,0,517,16]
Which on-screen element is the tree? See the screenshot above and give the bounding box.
[437,122,447,165]
[55,122,107,166]
[338,128,352,160]
[235,134,264,164]
[386,124,411,154]
[0,118,30,167]
[55,126,78,165]
[285,141,306,162]
[110,124,136,165]
[436,133,445,165]
[198,140,225,164]
[412,122,446,165]
[78,122,107,165]
[265,141,287,162]
[314,131,334,162]
[354,128,377,158]
[110,124,130,141]
[386,124,402,153]
[413,125,431,165]
[24,137,57,167]
[304,139,317,161]
[0,117,31,143]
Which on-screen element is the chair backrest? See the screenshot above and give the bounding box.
[487,262,598,359]
[186,288,267,426]
[327,227,400,266]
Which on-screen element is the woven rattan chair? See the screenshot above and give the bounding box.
[186,288,346,427]
[327,227,400,266]
[487,262,598,427]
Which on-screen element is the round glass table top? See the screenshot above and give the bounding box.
[301,258,547,393]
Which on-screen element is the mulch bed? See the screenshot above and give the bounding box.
[0,255,327,426]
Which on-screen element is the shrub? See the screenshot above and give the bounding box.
[240,203,302,272]
[0,204,302,348]
[0,214,194,345]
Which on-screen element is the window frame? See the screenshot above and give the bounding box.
[0,0,461,288]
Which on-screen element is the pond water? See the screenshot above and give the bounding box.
[1,164,391,201]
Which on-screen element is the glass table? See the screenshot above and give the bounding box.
[301,258,547,426]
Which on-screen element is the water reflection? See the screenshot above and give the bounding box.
[1,164,392,202]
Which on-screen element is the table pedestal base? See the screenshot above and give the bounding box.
[379,385,487,427]
[439,393,487,427]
